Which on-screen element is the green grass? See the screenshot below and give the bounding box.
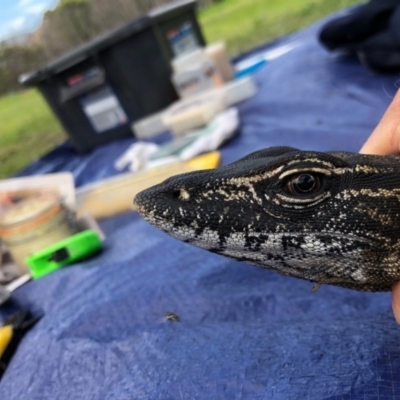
[0,0,362,179]
[0,89,64,178]
[200,0,361,55]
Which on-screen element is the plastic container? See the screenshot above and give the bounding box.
[132,111,167,139]
[205,42,234,82]
[171,57,223,98]
[223,76,257,106]
[171,47,224,98]
[0,193,76,274]
[171,49,206,72]
[163,89,226,135]
[75,152,221,219]
[19,0,205,152]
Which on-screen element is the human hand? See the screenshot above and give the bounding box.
[360,89,400,323]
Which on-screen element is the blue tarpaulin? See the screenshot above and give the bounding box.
[2,11,400,399]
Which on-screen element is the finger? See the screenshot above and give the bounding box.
[360,89,400,155]
[392,281,400,324]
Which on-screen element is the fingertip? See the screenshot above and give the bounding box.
[359,90,400,156]
[392,281,400,324]
[359,124,400,155]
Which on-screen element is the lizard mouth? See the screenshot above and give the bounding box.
[134,184,166,215]
[133,197,146,215]
[134,186,181,232]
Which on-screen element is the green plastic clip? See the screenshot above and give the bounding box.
[25,229,102,279]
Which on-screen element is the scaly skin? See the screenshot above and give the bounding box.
[134,147,400,291]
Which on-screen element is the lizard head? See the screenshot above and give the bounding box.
[134,146,400,291]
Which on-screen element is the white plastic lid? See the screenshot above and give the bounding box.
[171,49,207,73]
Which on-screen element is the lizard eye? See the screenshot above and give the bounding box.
[284,173,321,195]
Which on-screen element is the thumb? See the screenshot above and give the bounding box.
[360,89,400,155]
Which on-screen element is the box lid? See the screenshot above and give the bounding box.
[19,0,197,86]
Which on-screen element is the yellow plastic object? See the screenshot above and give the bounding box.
[0,325,13,359]
[186,151,221,170]
[76,151,221,220]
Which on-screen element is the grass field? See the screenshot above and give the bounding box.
[0,90,63,178]
[0,0,361,179]
[201,0,360,55]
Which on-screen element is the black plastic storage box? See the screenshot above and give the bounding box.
[19,0,205,152]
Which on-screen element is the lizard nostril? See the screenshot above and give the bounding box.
[172,188,190,201]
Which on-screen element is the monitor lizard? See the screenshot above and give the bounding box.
[134,146,400,292]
